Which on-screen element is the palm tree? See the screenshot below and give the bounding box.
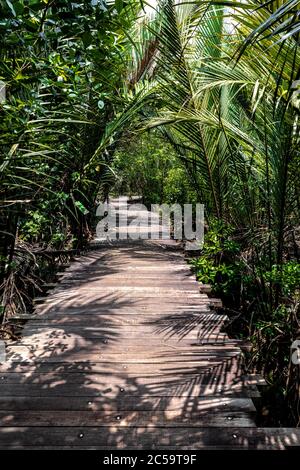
[123,0,299,299]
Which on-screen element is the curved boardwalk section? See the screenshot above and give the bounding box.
[0,199,299,449]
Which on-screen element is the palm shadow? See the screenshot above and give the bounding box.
[0,242,299,449]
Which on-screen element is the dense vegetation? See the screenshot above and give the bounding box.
[0,1,299,425]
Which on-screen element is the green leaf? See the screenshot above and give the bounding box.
[115,0,123,13]
[75,201,89,215]
[5,0,16,16]
[81,31,93,48]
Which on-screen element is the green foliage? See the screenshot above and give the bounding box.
[0,0,141,256]
[190,221,241,296]
[163,168,197,206]
[21,210,48,240]
[264,262,300,298]
[112,132,197,206]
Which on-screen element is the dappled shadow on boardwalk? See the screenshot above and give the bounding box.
[0,360,299,448]
[1,242,299,449]
[150,311,229,342]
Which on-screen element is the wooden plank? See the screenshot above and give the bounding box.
[35,289,208,297]
[22,312,229,328]
[5,342,243,357]
[32,306,213,315]
[0,368,245,385]
[15,332,232,346]
[0,410,255,427]
[56,280,199,288]
[18,331,227,343]
[56,272,196,278]
[0,360,239,374]
[6,322,229,339]
[0,382,261,398]
[0,396,256,412]
[5,343,243,357]
[5,354,243,365]
[57,267,193,275]
[0,444,287,450]
[32,294,211,305]
[42,283,57,289]
[0,427,298,449]
[40,299,212,307]
[9,312,220,325]
[199,284,212,293]
[0,444,288,450]
[29,311,214,321]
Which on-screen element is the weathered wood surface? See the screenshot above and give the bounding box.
[0,197,299,449]
[0,426,299,450]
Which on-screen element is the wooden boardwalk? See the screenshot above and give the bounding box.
[0,198,299,449]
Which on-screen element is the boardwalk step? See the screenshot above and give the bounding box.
[0,410,256,427]
[0,384,262,398]
[199,284,212,294]
[0,427,299,449]
[42,283,58,290]
[0,396,256,412]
